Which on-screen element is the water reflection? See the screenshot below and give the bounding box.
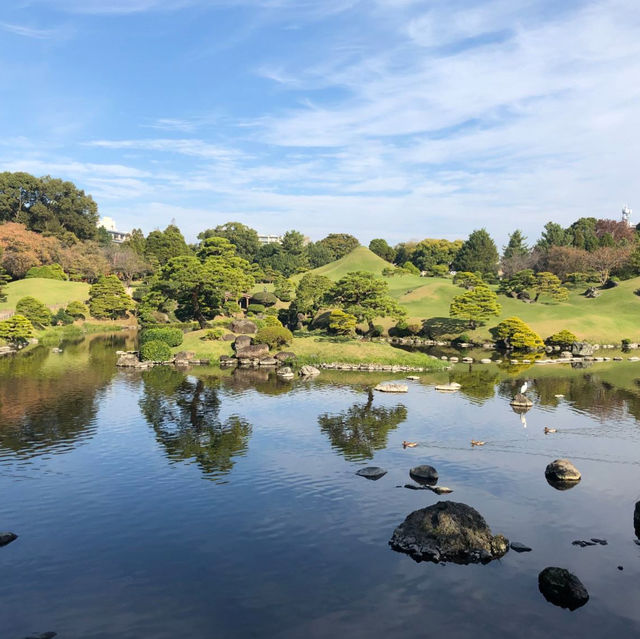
[318,389,407,461]
[0,334,129,458]
[139,367,252,481]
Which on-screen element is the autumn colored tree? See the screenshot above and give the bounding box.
[587,246,633,285]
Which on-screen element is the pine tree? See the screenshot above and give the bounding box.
[502,230,529,260]
[451,229,499,278]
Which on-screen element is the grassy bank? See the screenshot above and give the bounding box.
[0,278,90,310]
[172,329,446,370]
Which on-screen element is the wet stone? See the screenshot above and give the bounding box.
[409,464,438,485]
[510,542,532,553]
[538,567,589,611]
[0,532,18,547]
[356,467,387,480]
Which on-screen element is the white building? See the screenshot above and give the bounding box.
[622,205,632,226]
[258,233,283,245]
[97,217,131,244]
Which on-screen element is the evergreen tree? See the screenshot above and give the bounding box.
[536,222,568,250]
[88,275,134,319]
[502,230,529,260]
[449,286,501,329]
[15,296,52,327]
[198,222,260,263]
[368,238,396,262]
[145,224,190,266]
[451,229,499,278]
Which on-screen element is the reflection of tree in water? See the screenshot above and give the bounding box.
[450,368,500,403]
[140,367,251,480]
[318,389,407,461]
[223,368,292,396]
[0,335,127,458]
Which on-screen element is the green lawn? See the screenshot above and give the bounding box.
[297,247,640,342]
[0,278,91,310]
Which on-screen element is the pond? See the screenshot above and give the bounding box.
[1,335,640,638]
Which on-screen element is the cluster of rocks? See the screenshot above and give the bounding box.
[0,344,17,357]
[318,362,431,372]
[116,350,211,369]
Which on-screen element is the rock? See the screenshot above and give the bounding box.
[23,634,57,639]
[435,382,461,392]
[572,342,594,357]
[174,350,196,361]
[0,531,18,547]
[545,459,581,483]
[510,542,532,552]
[584,286,600,299]
[430,485,453,495]
[233,335,252,351]
[274,351,296,362]
[389,501,509,564]
[634,502,640,538]
[406,375,420,380]
[299,365,320,378]
[510,393,533,407]
[560,351,572,359]
[277,366,295,379]
[116,352,141,367]
[258,357,278,367]
[480,358,492,364]
[375,382,408,393]
[51,347,62,353]
[219,355,237,367]
[230,319,258,334]
[449,357,459,363]
[538,567,589,610]
[409,464,438,485]
[236,344,270,359]
[222,333,236,341]
[356,466,387,480]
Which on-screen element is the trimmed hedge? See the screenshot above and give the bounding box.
[140,327,184,347]
[254,326,293,349]
[25,263,67,280]
[140,340,172,362]
[250,291,277,306]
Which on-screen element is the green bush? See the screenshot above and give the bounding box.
[247,303,265,314]
[546,329,578,347]
[223,301,241,316]
[25,263,67,280]
[0,314,35,345]
[52,308,74,326]
[202,328,225,341]
[16,296,52,328]
[89,275,134,319]
[66,301,89,319]
[209,318,232,328]
[140,327,184,347]
[494,316,543,351]
[254,325,293,349]
[140,339,172,362]
[401,262,420,275]
[251,291,277,306]
[329,309,357,336]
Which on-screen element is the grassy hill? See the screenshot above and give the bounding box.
[299,247,640,342]
[0,278,90,310]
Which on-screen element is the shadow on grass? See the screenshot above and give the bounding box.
[421,317,469,339]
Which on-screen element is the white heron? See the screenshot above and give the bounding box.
[520,381,528,394]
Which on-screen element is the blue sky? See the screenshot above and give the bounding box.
[1,0,638,245]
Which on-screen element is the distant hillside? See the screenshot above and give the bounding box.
[0,278,90,311]
[295,247,640,342]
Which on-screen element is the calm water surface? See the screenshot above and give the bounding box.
[1,335,640,638]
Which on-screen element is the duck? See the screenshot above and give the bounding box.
[544,427,557,434]
[470,440,485,446]
[402,441,418,448]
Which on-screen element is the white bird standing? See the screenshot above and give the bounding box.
[520,381,528,394]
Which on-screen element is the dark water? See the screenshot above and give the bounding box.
[2,336,640,638]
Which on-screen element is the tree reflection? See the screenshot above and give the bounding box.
[140,367,251,480]
[318,389,407,461]
[450,369,500,403]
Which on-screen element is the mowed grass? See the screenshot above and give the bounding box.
[299,247,640,342]
[0,278,90,310]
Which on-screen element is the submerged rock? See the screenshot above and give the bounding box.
[435,382,461,392]
[544,459,582,483]
[510,542,532,553]
[409,464,438,485]
[0,531,18,547]
[389,501,509,564]
[538,567,589,610]
[356,466,387,480]
[375,382,408,393]
[510,393,533,408]
[276,366,295,379]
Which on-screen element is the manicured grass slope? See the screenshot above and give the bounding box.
[0,278,90,310]
[301,247,640,342]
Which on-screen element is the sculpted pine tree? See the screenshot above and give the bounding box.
[0,314,35,346]
[449,286,501,329]
[530,272,569,302]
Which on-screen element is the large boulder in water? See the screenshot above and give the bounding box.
[510,393,533,408]
[538,567,589,610]
[236,344,270,359]
[572,342,594,357]
[230,319,258,334]
[356,466,387,480]
[389,501,509,564]
[545,459,581,490]
[409,464,438,485]
[299,365,320,378]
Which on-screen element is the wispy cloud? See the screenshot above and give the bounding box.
[0,21,64,39]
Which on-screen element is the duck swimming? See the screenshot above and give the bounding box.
[544,427,557,434]
[470,440,485,446]
[402,441,418,448]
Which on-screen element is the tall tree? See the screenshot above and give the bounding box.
[587,246,633,285]
[536,222,569,251]
[294,273,333,314]
[145,224,190,266]
[198,222,260,263]
[451,229,499,278]
[327,271,406,333]
[123,228,147,256]
[369,238,396,263]
[410,239,462,274]
[306,242,335,268]
[502,230,529,260]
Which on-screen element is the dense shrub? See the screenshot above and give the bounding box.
[88,275,134,319]
[66,300,89,319]
[247,303,265,314]
[140,327,184,347]
[370,324,384,337]
[428,264,449,277]
[494,316,543,351]
[401,262,420,275]
[140,339,172,362]
[263,315,283,327]
[250,291,277,306]
[202,328,225,341]
[16,296,52,327]
[546,329,578,347]
[274,278,293,302]
[222,301,241,316]
[0,314,35,345]
[208,318,232,328]
[329,309,357,336]
[52,308,74,326]
[25,263,67,280]
[254,326,293,349]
